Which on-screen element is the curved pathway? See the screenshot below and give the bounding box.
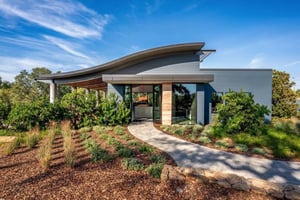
[128,121,300,185]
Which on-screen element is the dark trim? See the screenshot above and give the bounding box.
[37,42,207,80]
[200,68,272,71]
[102,74,214,84]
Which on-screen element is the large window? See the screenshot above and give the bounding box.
[172,84,196,124]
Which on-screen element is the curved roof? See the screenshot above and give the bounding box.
[37,42,206,80]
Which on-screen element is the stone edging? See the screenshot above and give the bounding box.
[161,165,300,200]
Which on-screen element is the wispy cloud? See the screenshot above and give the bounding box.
[145,0,162,15]
[248,55,264,67]
[0,0,111,39]
[43,35,90,59]
[284,60,300,67]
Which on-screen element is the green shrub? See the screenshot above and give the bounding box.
[217,90,269,134]
[251,147,267,156]
[160,125,171,132]
[198,136,211,144]
[122,158,144,171]
[117,146,134,157]
[235,144,249,152]
[138,144,154,154]
[173,127,184,136]
[99,134,110,140]
[145,163,164,178]
[80,133,90,140]
[150,154,166,164]
[83,138,110,162]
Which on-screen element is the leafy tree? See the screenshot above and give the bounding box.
[272,70,297,118]
[296,89,300,98]
[10,67,51,103]
[0,89,11,128]
[0,76,12,89]
[217,90,269,134]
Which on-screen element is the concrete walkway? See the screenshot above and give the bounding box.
[128,121,300,185]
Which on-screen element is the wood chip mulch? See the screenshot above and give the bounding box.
[0,131,273,200]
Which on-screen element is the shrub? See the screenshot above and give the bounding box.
[122,158,144,171]
[83,138,110,162]
[173,127,184,136]
[150,154,166,164]
[121,135,132,141]
[145,163,164,178]
[106,137,121,147]
[116,145,134,157]
[215,139,231,149]
[80,133,90,140]
[128,140,141,147]
[217,90,269,134]
[235,144,249,152]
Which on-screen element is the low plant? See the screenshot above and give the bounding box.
[198,136,212,144]
[80,132,90,140]
[122,157,144,171]
[160,125,171,132]
[192,125,203,134]
[83,138,110,162]
[93,125,106,134]
[78,127,92,134]
[145,163,164,178]
[116,145,134,157]
[128,140,141,147]
[150,154,166,164]
[25,127,40,149]
[61,120,71,136]
[235,143,249,152]
[215,139,231,149]
[114,125,125,135]
[121,135,132,141]
[173,127,184,136]
[138,144,154,154]
[251,147,267,156]
[6,136,22,155]
[106,137,121,147]
[99,133,110,140]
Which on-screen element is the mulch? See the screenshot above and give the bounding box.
[0,130,273,199]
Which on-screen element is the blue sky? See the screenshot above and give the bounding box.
[0,0,300,89]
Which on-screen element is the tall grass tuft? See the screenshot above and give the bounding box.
[61,120,76,168]
[25,126,40,149]
[38,122,56,171]
[6,136,22,155]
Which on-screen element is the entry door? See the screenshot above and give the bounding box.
[132,85,153,120]
[153,84,161,121]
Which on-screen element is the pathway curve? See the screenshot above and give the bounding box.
[128,121,300,185]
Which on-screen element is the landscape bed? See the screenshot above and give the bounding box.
[0,124,272,199]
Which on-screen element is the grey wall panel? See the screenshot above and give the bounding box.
[199,69,272,121]
[108,53,201,75]
[107,84,124,101]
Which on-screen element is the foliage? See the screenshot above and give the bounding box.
[114,125,125,135]
[150,154,166,164]
[251,147,267,156]
[216,90,269,134]
[62,123,76,168]
[25,127,40,149]
[272,118,300,135]
[78,127,92,134]
[235,144,249,152]
[83,138,110,162]
[296,89,300,97]
[138,144,154,154]
[198,136,211,144]
[145,163,164,178]
[6,136,22,155]
[116,145,134,157]
[121,158,144,171]
[272,70,297,118]
[0,89,11,128]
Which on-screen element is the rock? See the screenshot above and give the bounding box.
[285,186,300,200]
[161,165,185,182]
[217,180,231,188]
[226,174,250,191]
[176,187,184,193]
[248,178,284,198]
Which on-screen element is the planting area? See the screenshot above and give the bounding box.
[157,118,300,162]
[0,124,272,199]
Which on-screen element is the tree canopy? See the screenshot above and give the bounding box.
[272,70,297,118]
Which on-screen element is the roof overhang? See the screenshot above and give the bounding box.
[102,74,214,84]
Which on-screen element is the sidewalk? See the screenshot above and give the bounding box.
[128,121,300,185]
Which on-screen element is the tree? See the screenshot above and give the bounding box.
[272,70,297,118]
[217,90,269,134]
[296,89,300,98]
[10,67,51,103]
[0,77,11,89]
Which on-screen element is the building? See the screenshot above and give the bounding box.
[37,42,272,125]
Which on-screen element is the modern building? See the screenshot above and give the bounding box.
[37,42,272,125]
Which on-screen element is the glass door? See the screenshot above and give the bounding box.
[153,84,161,121]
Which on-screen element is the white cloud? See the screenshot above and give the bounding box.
[284,60,300,67]
[43,35,90,59]
[0,0,111,39]
[249,56,264,67]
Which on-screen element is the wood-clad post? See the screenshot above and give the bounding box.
[162,83,172,125]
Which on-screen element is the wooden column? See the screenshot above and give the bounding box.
[162,83,172,125]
